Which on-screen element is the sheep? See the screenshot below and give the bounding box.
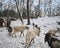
[44,32,60,48]
[25,27,40,48]
[11,25,29,37]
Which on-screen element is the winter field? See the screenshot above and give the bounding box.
[0,16,60,48]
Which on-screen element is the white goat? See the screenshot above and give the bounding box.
[11,25,29,37]
[25,27,40,48]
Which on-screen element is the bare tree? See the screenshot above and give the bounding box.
[22,0,25,17]
[14,0,24,24]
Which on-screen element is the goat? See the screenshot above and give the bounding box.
[11,25,29,37]
[3,18,11,28]
[8,26,12,36]
[25,26,40,48]
[3,18,7,27]
[44,32,60,48]
[0,18,4,27]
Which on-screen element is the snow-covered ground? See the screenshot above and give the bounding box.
[0,16,60,48]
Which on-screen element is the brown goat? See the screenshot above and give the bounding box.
[44,32,60,48]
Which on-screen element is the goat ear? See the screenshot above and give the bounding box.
[53,34,59,37]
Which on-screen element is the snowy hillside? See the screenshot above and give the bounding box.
[0,16,60,48]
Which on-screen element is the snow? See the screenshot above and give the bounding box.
[0,16,60,48]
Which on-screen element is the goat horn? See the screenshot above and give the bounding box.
[21,42,25,45]
[51,33,59,37]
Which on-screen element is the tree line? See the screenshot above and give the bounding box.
[0,0,60,24]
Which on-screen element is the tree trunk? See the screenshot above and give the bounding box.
[39,0,40,17]
[48,0,52,17]
[27,0,30,25]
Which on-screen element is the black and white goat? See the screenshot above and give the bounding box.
[44,32,60,48]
